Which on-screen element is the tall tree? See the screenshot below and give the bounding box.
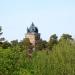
[0,26,5,47]
[0,26,4,42]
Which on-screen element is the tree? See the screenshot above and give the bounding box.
[35,39,48,50]
[0,26,5,47]
[0,26,4,42]
[2,41,11,49]
[60,34,73,41]
[11,40,19,47]
[48,34,58,50]
[19,38,32,50]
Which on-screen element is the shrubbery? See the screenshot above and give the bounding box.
[0,38,75,75]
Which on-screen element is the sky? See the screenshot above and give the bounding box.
[0,0,75,41]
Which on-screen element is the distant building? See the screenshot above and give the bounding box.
[25,22,40,46]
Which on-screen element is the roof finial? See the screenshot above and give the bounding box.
[31,22,34,26]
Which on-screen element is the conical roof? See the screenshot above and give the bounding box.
[27,22,38,33]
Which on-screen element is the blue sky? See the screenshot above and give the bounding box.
[0,0,75,41]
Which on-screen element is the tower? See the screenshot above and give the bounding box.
[25,22,40,46]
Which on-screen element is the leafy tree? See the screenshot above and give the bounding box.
[42,40,48,49]
[2,41,11,49]
[60,34,73,41]
[35,39,48,50]
[48,34,58,50]
[19,38,32,50]
[11,40,19,47]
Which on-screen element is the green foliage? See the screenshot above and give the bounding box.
[0,38,75,75]
[48,34,58,50]
[0,28,75,75]
[19,38,32,50]
[0,26,2,36]
[0,26,4,42]
[60,34,73,41]
[2,41,11,49]
[11,40,19,47]
[35,40,48,50]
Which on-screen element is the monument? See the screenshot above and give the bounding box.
[25,22,40,46]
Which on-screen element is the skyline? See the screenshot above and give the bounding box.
[0,0,75,41]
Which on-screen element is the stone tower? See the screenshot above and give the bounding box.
[25,22,40,46]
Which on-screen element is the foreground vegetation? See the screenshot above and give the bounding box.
[0,26,75,75]
[0,39,75,75]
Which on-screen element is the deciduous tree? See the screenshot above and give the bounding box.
[48,34,58,50]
